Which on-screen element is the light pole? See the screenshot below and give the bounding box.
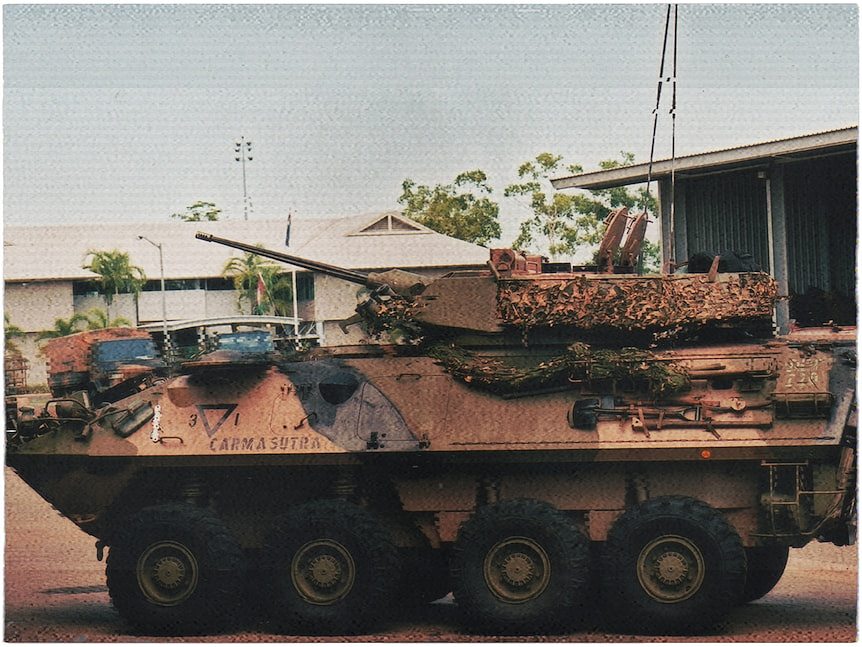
[138,235,168,343]
[234,137,253,220]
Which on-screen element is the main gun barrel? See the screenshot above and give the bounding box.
[195,232,370,285]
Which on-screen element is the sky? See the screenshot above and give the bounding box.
[3,4,858,246]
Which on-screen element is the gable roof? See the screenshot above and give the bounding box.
[4,211,489,282]
[350,212,435,235]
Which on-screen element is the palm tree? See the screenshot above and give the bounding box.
[222,249,280,315]
[82,249,146,320]
[267,273,295,317]
[35,314,89,341]
[82,308,132,330]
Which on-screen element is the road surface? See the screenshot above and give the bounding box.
[5,468,857,642]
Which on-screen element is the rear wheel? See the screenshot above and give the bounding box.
[106,503,246,635]
[601,496,746,634]
[742,546,789,603]
[263,500,400,634]
[451,499,590,634]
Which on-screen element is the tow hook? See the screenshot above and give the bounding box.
[95,540,106,562]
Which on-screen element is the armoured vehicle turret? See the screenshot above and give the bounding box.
[6,225,856,637]
[196,222,778,348]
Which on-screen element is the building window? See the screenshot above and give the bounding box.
[165,279,201,291]
[204,277,234,291]
[72,281,100,296]
[143,279,202,291]
[297,273,314,301]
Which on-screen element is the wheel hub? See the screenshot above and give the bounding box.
[483,536,551,604]
[152,556,187,589]
[136,540,199,607]
[636,535,705,604]
[308,554,342,588]
[654,551,688,586]
[291,539,356,605]
[500,553,535,587]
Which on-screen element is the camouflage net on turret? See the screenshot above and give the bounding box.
[428,342,691,398]
[359,294,424,344]
[496,273,777,332]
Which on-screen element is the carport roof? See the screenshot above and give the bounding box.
[551,126,857,191]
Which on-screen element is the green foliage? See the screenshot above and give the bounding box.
[171,201,221,222]
[640,240,662,274]
[35,314,89,341]
[429,341,690,398]
[398,170,501,246]
[82,308,132,330]
[222,249,293,316]
[82,249,146,308]
[266,274,296,318]
[5,314,26,353]
[507,152,657,263]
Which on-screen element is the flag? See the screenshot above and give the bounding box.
[285,212,292,247]
[256,272,267,312]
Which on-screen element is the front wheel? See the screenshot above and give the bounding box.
[600,496,746,634]
[741,546,789,603]
[105,503,246,634]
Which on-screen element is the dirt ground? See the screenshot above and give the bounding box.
[4,467,857,642]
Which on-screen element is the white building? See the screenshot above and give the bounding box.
[5,212,489,386]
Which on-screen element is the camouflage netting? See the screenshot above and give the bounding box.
[496,273,778,332]
[429,342,691,398]
[359,293,423,343]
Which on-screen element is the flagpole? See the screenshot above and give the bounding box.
[285,213,299,339]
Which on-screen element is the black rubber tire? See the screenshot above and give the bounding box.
[742,545,789,603]
[262,499,401,635]
[451,499,590,634]
[105,502,246,635]
[601,496,746,635]
[398,546,451,606]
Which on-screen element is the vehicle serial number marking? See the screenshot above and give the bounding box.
[784,357,825,390]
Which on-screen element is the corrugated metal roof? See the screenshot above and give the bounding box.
[4,212,490,282]
[552,126,858,190]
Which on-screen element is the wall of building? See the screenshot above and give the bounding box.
[8,334,46,387]
[73,293,137,324]
[6,281,75,332]
[682,170,770,270]
[783,155,856,298]
[664,154,856,328]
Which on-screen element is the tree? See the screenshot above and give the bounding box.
[35,314,89,341]
[82,249,146,320]
[171,201,221,222]
[82,308,132,330]
[505,153,593,259]
[222,250,289,315]
[398,170,501,246]
[506,152,660,270]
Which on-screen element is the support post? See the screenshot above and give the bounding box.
[767,165,791,334]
